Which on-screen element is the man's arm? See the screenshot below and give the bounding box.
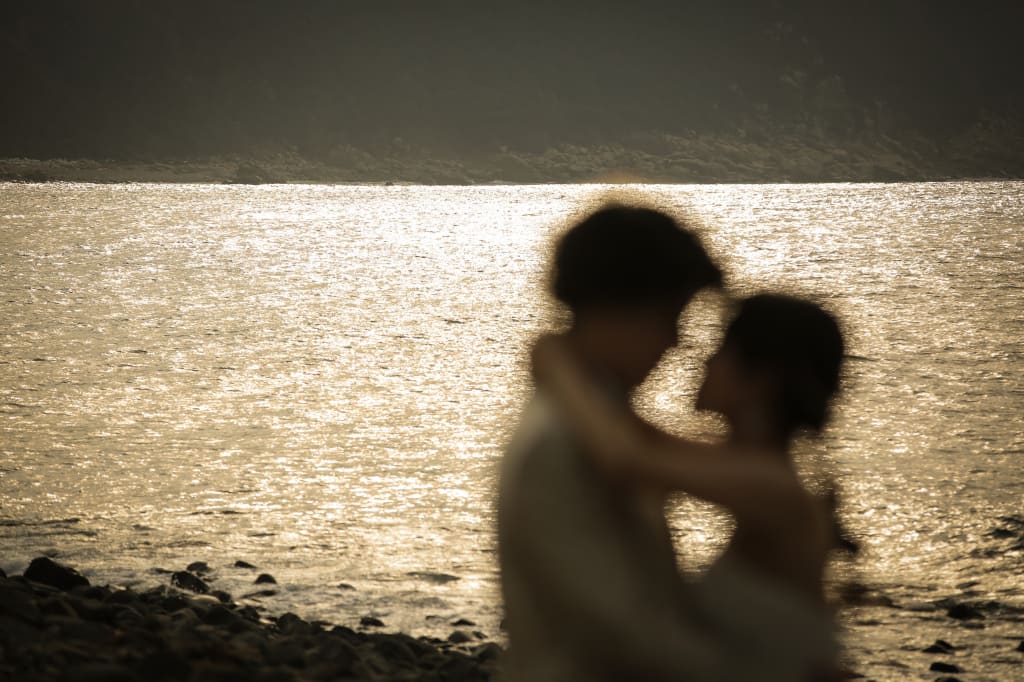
[503,432,731,681]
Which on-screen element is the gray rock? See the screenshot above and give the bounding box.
[23,556,90,590]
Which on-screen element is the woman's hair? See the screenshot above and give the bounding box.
[551,204,722,311]
[723,294,844,433]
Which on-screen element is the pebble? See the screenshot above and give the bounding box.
[255,573,278,585]
[359,615,385,628]
[234,560,257,569]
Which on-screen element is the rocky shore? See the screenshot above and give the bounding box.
[0,557,502,682]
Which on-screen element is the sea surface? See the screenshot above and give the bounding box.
[1,181,1022,680]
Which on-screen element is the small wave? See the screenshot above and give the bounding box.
[406,571,460,584]
[0,517,81,527]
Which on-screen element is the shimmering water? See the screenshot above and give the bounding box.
[2,181,1022,680]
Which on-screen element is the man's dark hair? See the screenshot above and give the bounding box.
[551,205,722,311]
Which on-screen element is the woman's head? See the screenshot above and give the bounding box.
[697,294,845,438]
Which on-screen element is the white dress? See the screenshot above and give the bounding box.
[697,555,839,681]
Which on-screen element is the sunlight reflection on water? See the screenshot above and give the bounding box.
[1,181,1022,677]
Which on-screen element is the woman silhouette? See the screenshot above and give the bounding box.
[532,293,850,681]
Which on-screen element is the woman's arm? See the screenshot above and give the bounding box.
[531,334,803,524]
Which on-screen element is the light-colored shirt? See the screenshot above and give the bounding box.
[497,390,748,682]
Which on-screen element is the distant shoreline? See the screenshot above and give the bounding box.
[3,129,1022,187]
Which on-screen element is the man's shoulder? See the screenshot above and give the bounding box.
[502,391,578,475]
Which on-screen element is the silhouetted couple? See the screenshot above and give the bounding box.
[498,205,847,681]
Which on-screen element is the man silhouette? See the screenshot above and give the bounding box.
[498,205,737,682]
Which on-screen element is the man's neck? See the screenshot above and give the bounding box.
[562,327,630,401]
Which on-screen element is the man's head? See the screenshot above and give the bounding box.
[550,204,722,389]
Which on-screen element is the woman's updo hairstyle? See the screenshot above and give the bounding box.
[723,294,844,433]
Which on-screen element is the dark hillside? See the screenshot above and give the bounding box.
[2,1,1022,182]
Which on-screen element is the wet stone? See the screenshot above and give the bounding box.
[24,556,90,591]
[946,603,984,620]
[161,594,190,612]
[234,560,257,569]
[71,584,111,601]
[314,637,358,673]
[1016,639,1024,652]
[929,661,962,673]
[267,637,307,667]
[448,630,473,644]
[255,573,277,585]
[473,642,502,661]
[170,571,209,594]
[373,635,417,664]
[105,588,139,605]
[186,561,211,574]
[923,639,956,654]
[0,584,42,623]
[211,589,232,603]
[360,615,385,628]
[276,612,314,636]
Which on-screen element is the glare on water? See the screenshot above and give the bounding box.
[1,181,1022,679]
